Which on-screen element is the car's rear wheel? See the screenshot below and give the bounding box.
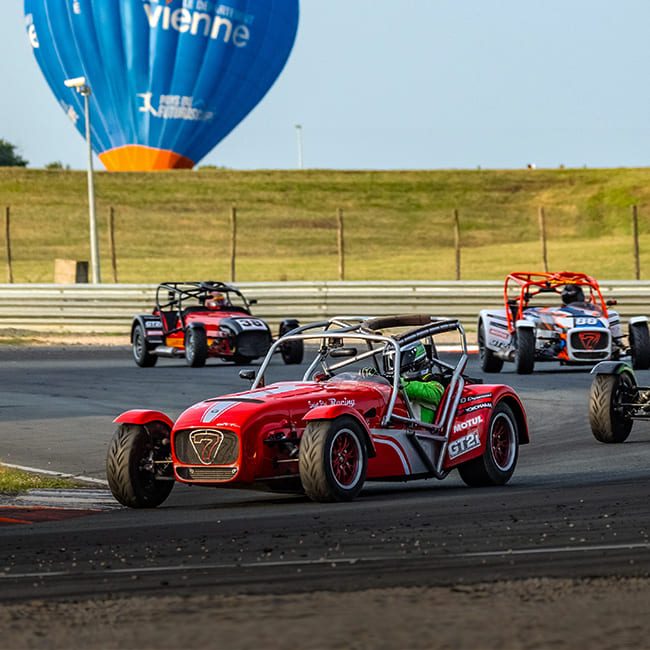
[185,328,208,367]
[106,423,174,508]
[279,321,304,365]
[299,416,367,502]
[478,321,504,373]
[589,373,635,443]
[458,402,519,487]
[629,322,650,370]
[132,324,157,367]
[515,327,535,374]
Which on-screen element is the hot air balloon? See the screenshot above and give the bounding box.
[24,0,299,171]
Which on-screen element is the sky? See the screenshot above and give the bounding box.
[2,0,650,171]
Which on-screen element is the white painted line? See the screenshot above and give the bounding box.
[0,462,109,487]
[1,541,647,581]
[459,542,650,558]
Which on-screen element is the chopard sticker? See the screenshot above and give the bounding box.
[448,431,481,459]
[460,393,491,404]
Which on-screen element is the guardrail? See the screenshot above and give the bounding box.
[0,281,648,334]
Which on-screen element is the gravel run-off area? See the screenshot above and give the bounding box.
[2,577,650,650]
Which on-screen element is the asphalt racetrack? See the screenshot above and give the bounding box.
[1,346,649,649]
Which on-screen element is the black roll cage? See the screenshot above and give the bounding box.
[154,281,253,335]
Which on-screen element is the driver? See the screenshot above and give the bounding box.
[205,291,227,309]
[561,284,585,306]
[388,342,444,424]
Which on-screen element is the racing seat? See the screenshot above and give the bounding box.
[159,311,179,332]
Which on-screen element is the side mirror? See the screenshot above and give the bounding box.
[239,369,256,382]
[606,299,618,306]
[249,298,258,305]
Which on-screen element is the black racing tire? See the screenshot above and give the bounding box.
[132,324,157,368]
[629,322,650,370]
[478,321,504,373]
[299,416,367,502]
[588,373,635,443]
[515,327,535,375]
[185,328,208,367]
[458,402,520,487]
[106,423,174,508]
[279,321,304,365]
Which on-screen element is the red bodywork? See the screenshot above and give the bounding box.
[115,378,528,488]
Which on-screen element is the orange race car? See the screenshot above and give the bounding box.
[477,271,650,374]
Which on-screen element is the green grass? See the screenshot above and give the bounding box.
[0,464,79,494]
[1,167,650,282]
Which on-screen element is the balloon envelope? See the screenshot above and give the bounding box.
[24,0,299,171]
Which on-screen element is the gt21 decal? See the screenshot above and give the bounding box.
[448,431,481,459]
[145,320,162,328]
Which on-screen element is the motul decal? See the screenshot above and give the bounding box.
[448,431,481,459]
[189,430,225,465]
[201,401,238,423]
[453,414,483,433]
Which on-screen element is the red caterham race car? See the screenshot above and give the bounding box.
[478,271,650,374]
[108,315,529,506]
[131,281,303,367]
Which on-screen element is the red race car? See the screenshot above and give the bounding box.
[131,281,303,367]
[108,315,529,506]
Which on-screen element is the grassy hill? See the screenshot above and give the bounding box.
[1,167,649,283]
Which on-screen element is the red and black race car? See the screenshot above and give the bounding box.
[131,281,303,367]
[108,315,529,506]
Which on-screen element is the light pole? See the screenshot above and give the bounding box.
[295,124,303,170]
[64,76,101,284]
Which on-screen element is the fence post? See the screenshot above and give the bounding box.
[538,206,548,272]
[108,207,118,283]
[453,209,461,280]
[632,204,641,280]
[337,208,345,281]
[230,205,237,282]
[4,206,13,283]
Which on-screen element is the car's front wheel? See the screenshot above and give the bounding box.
[515,327,535,374]
[629,322,650,370]
[132,324,157,367]
[299,416,367,502]
[589,372,635,443]
[106,423,174,508]
[478,321,504,373]
[185,328,208,367]
[458,402,520,487]
[279,321,304,365]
